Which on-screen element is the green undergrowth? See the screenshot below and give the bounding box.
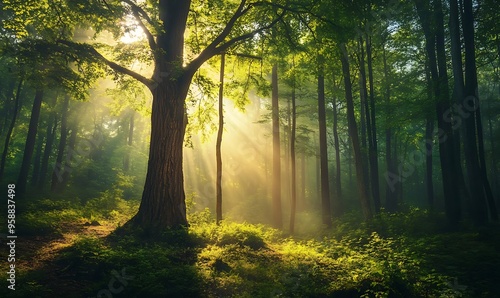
[10,187,139,236]
[2,199,499,297]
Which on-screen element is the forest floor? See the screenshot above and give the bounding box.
[1,195,500,297]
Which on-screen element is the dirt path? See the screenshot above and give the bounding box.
[1,220,116,296]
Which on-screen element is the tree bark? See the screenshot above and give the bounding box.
[462,0,489,225]
[271,63,282,229]
[289,75,297,233]
[340,43,372,220]
[51,95,70,192]
[132,80,190,228]
[366,34,381,213]
[332,93,342,216]
[318,66,332,227]
[17,89,44,195]
[31,132,44,186]
[382,45,397,211]
[216,52,225,225]
[39,114,57,188]
[415,0,461,226]
[0,78,23,181]
[123,111,135,172]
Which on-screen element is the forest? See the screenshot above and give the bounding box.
[0,0,499,297]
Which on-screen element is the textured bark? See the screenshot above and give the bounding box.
[318,69,331,226]
[0,78,23,181]
[216,52,225,225]
[340,43,372,220]
[271,63,282,229]
[17,89,44,195]
[132,80,190,228]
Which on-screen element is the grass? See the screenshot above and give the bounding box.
[0,194,498,297]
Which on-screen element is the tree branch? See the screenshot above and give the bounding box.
[57,40,154,88]
[186,7,285,75]
[127,4,157,54]
[121,0,156,27]
[186,0,249,71]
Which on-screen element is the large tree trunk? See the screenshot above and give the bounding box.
[271,63,282,229]
[129,0,193,229]
[0,78,23,181]
[340,43,372,220]
[17,89,44,195]
[132,80,190,228]
[216,52,225,225]
[318,68,331,227]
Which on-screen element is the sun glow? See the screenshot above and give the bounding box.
[120,16,146,44]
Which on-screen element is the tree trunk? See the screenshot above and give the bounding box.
[17,89,44,195]
[462,0,490,224]
[132,80,190,228]
[31,132,44,186]
[318,67,332,227]
[340,43,372,220]
[366,34,381,213]
[216,52,225,225]
[415,0,461,226]
[462,0,498,225]
[289,76,297,233]
[425,116,434,208]
[358,39,370,202]
[51,95,70,192]
[0,78,23,181]
[449,0,471,205]
[271,63,282,229]
[332,93,342,216]
[0,80,16,137]
[39,114,57,188]
[61,124,78,188]
[383,45,397,211]
[123,111,135,172]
